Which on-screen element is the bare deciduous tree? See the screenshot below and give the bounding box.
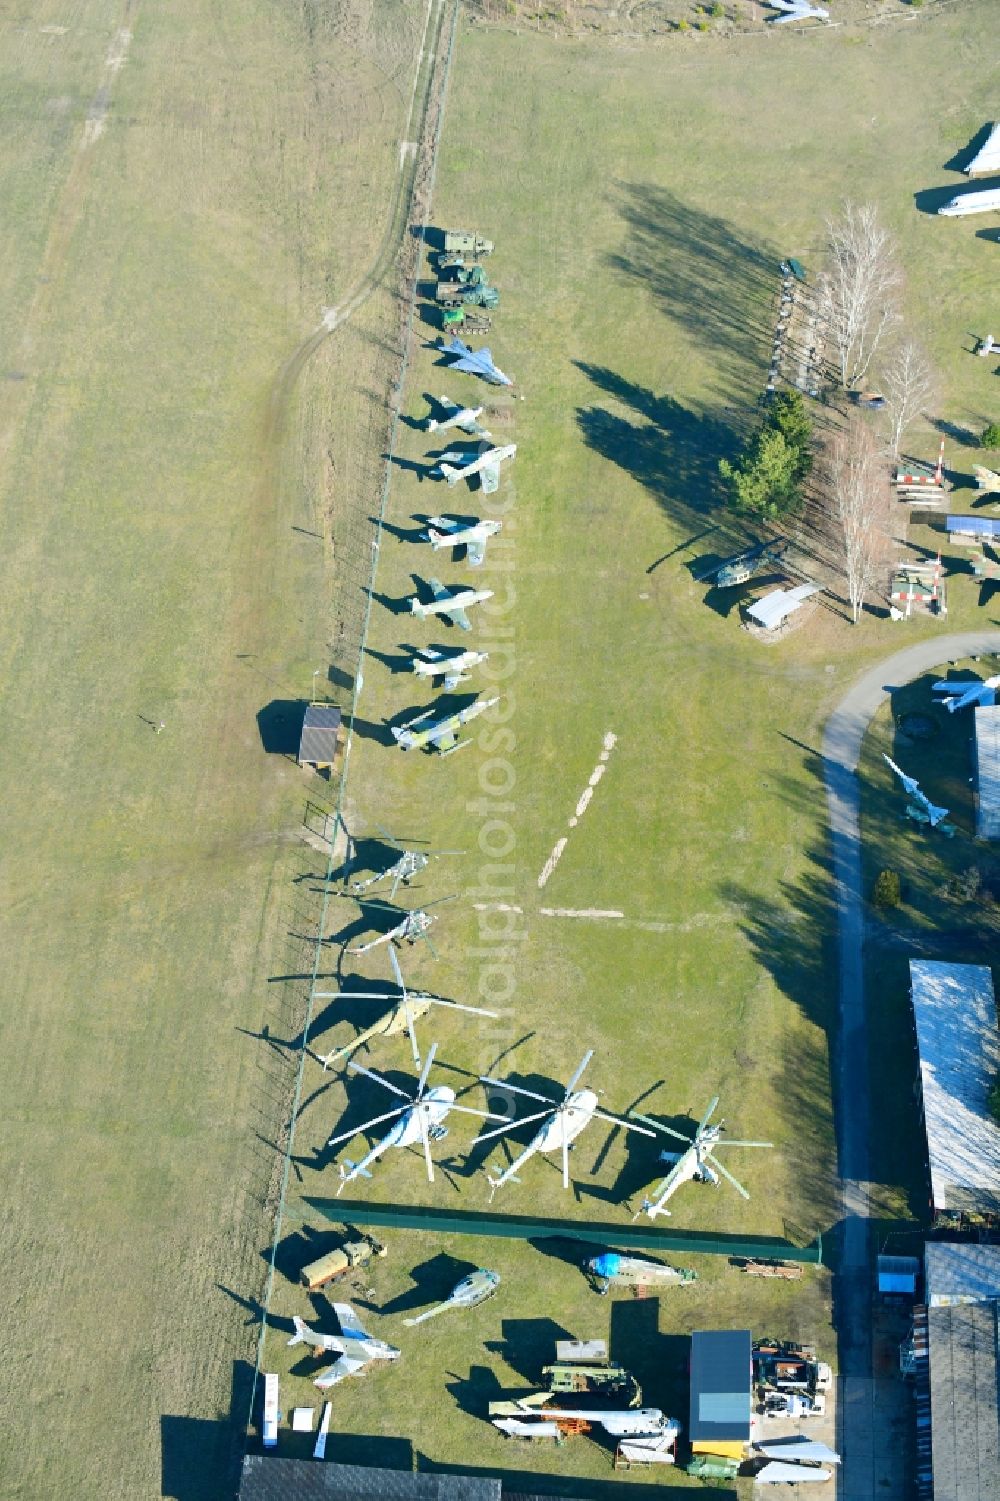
[881,338,935,460]
[827,415,890,624]
[818,202,902,390]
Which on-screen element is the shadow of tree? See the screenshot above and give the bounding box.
[606,182,779,403]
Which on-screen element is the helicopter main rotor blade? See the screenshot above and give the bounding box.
[476,1108,551,1142]
[444,1101,507,1120]
[429,998,499,1017]
[564,1049,594,1098]
[389,947,405,992]
[697,1095,721,1134]
[479,1076,557,1108]
[706,1152,750,1199]
[347,1061,412,1101]
[593,1109,657,1136]
[327,1104,408,1148]
[404,1005,421,1067]
[422,893,460,911]
[417,1099,435,1184]
[630,1111,694,1144]
[562,1127,570,1190]
[374,823,429,847]
[417,1040,438,1097]
[315,991,399,1002]
[715,1139,773,1149]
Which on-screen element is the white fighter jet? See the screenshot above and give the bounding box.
[435,444,516,495]
[411,646,489,689]
[767,0,828,19]
[933,674,1000,713]
[408,578,493,630]
[424,396,492,438]
[492,1405,681,1442]
[478,1050,655,1199]
[425,516,502,566]
[287,1305,400,1389]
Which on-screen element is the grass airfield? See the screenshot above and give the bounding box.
[265,1,998,1492]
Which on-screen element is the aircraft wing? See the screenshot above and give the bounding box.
[467,535,486,566]
[446,603,471,630]
[314,1352,369,1388]
[458,416,491,438]
[428,725,459,752]
[333,1302,370,1340]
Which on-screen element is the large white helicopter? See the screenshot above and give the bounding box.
[632,1094,772,1220]
[328,1042,502,1195]
[317,947,497,1070]
[287,1303,400,1389]
[477,1050,655,1199]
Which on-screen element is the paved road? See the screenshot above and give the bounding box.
[823,630,1000,1500]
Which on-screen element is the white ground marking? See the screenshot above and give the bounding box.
[539,908,625,920]
[537,732,617,887]
[472,903,524,914]
[81,26,133,147]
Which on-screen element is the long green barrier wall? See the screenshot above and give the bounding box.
[306,1197,823,1264]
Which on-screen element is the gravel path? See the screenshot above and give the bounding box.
[822,630,1000,1500]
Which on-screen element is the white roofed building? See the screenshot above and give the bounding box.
[909,961,1000,1225]
[974,705,1000,841]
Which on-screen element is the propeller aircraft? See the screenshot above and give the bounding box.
[287,1304,400,1389]
[882,753,950,827]
[631,1094,773,1220]
[391,694,500,754]
[477,1050,656,1199]
[318,947,498,1070]
[328,1042,503,1194]
[424,395,492,438]
[425,516,502,566]
[408,578,493,630]
[410,645,489,689]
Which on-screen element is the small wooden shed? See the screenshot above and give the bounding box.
[298,703,342,771]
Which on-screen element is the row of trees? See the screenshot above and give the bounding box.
[718,201,937,624]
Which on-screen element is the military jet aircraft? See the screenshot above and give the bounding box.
[411,646,489,689]
[437,336,513,387]
[424,396,492,438]
[426,516,501,566]
[391,695,500,755]
[767,0,828,19]
[697,538,787,588]
[932,673,1000,713]
[409,578,493,629]
[434,444,516,495]
[287,1305,400,1389]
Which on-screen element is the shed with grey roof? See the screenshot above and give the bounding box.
[239,1458,501,1501]
[909,960,1000,1222]
[927,1301,1000,1500]
[298,703,342,771]
[974,705,1000,841]
[689,1329,752,1456]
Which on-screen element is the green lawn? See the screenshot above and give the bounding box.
[261,2,999,1490]
[0,2,424,1497]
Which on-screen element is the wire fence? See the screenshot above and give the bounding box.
[245,0,462,1458]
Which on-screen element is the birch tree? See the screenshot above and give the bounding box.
[881,339,934,459]
[818,202,902,390]
[827,416,888,624]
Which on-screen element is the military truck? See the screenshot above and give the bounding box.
[439,306,492,333]
[442,229,493,258]
[300,1231,387,1291]
[435,281,500,311]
